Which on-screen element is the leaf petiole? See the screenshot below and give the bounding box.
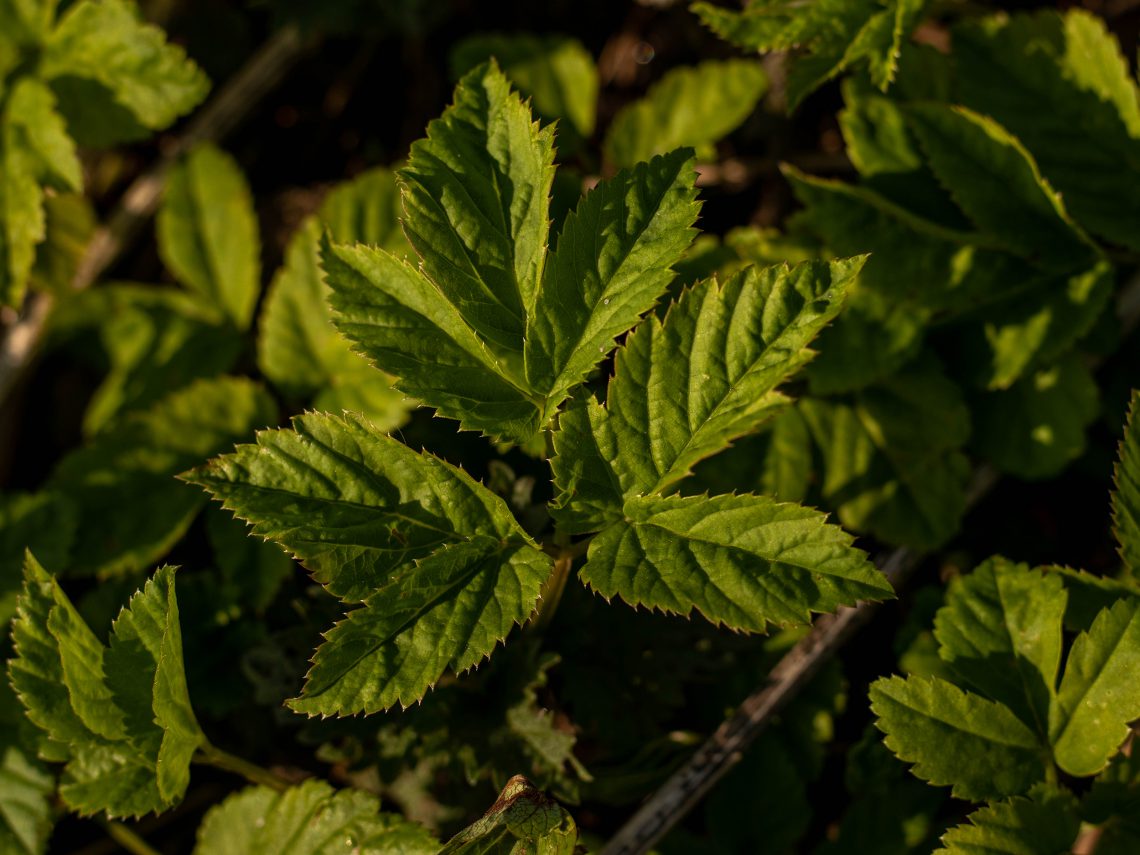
[195,743,291,792]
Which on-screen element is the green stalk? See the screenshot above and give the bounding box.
[98,819,161,855]
[195,743,290,792]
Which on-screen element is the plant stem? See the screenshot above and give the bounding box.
[98,819,161,855]
[195,743,291,792]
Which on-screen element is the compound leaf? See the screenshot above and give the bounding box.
[933,558,1065,736]
[41,0,208,146]
[324,236,540,442]
[524,148,701,415]
[581,492,891,632]
[184,411,552,713]
[551,258,861,530]
[288,537,550,715]
[1051,597,1140,777]
[870,674,1047,801]
[193,780,437,855]
[400,60,554,355]
[157,144,261,329]
[184,411,541,603]
[8,556,204,817]
[603,59,767,168]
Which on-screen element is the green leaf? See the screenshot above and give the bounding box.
[903,104,1096,271]
[451,33,598,140]
[845,0,926,92]
[400,60,555,356]
[954,262,1113,391]
[933,558,1065,736]
[800,364,971,548]
[870,674,1047,800]
[204,508,292,613]
[693,0,924,109]
[8,556,204,817]
[581,492,891,632]
[0,0,55,48]
[50,284,244,436]
[935,794,1079,855]
[524,148,701,415]
[324,238,541,442]
[971,354,1099,481]
[1082,751,1140,854]
[40,0,209,147]
[258,169,414,430]
[0,677,54,855]
[1045,565,1140,632]
[551,258,861,530]
[47,376,276,577]
[1051,597,1140,777]
[192,780,437,855]
[157,144,261,329]
[602,59,767,168]
[1114,390,1140,573]
[28,192,95,296]
[439,775,577,854]
[325,63,699,443]
[183,411,552,712]
[4,78,81,193]
[184,410,541,602]
[953,10,1140,251]
[1,77,81,307]
[288,537,550,714]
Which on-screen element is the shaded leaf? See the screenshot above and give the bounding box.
[603,59,767,167]
[933,558,1065,736]
[47,376,276,577]
[801,364,971,548]
[1114,390,1140,573]
[41,0,208,146]
[50,284,243,436]
[954,10,1140,251]
[971,354,1099,480]
[451,33,598,140]
[258,172,413,430]
[870,674,1047,800]
[157,144,261,329]
[903,104,1096,271]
